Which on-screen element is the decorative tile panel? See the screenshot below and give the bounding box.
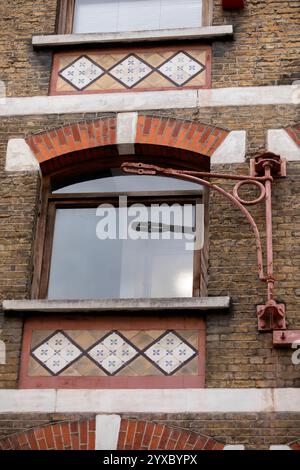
[21,317,205,389]
[50,45,210,95]
[29,329,199,377]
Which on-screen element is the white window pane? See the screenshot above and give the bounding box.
[73,0,203,34]
[160,0,202,29]
[73,0,119,33]
[117,0,160,32]
[48,206,195,299]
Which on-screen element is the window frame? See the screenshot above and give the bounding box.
[57,0,212,34]
[32,172,207,300]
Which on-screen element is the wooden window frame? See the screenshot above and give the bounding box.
[31,170,207,300]
[57,0,212,34]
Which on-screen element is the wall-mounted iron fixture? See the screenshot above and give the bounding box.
[222,0,245,9]
[273,330,300,347]
[122,152,286,332]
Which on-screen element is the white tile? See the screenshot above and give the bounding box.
[31,331,82,374]
[109,55,152,88]
[144,331,197,374]
[59,56,104,90]
[87,332,138,374]
[158,52,204,86]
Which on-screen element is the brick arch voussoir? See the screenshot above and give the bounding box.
[289,439,300,450]
[0,418,95,450]
[117,419,225,450]
[286,123,300,147]
[25,115,229,174]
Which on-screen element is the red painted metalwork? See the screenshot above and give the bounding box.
[273,330,300,348]
[222,0,245,9]
[122,152,286,332]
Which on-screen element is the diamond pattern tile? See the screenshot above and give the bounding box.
[108,54,153,88]
[31,331,83,375]
[143,331,197,375]
[59,56,105,91]
[87,332,139,375]
[158,52,205,86]
[30,329,199,377]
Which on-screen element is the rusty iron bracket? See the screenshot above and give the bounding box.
[273,330,300,348]
[121,152,287,332]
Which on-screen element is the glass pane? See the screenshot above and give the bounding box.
[73,0,203,34]
[117,0,161,32]
[160,0,202,29]
[47,204,196,299]
[53,172,202,194]
[73,0,119,33]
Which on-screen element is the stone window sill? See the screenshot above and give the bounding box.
[2,297,230,313]
[32,25,233,49]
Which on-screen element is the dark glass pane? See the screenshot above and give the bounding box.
[47,204,196,299]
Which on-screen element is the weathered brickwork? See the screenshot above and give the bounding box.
[0,1,299,97]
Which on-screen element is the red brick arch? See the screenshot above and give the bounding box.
[0,418,225,451]
[26,115,229,175]
[117,419,225,450]
[0,418,96,450]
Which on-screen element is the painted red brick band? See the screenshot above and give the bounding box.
[222,0,245,9]
[286,124,300,147]
[117,419,224,450]
[136,116,228,157]
[0,419,96,450]
[26,117,117,165]
[25,115,229,174]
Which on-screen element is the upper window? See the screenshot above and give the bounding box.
[74,0,203,34]
[58,0,211,34]
[36,168,206,300]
